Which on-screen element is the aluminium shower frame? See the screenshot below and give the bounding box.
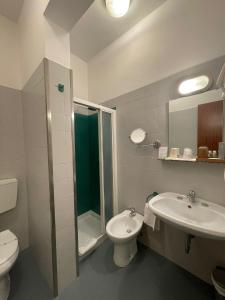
[72,98,118,273]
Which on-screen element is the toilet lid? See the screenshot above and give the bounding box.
[0,230,18,265]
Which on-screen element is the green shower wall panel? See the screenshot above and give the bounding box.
[75,114,91,216]
[74,113,100,216]
[89,114,100,215]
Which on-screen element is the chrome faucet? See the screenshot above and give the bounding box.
[128,207,136,217]
[187,190,196,203]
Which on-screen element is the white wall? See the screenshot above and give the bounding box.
[71,54,88,100]
[45,20,70,70]
[0,0,83,94]
[47,60,77,293]
[19,0,70,88]
[0,86,28,250]
[22,62,54,290]
[88,0,225,103]
[0,15,21,89]
[18,0,48,88]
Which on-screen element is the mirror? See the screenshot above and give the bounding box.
[169,89,225,161]
[130,128,147,144]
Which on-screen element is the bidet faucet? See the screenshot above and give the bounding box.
[187,190,196,203]
[128,207,136,217]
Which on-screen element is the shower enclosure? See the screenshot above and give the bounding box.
[73,98,117,258]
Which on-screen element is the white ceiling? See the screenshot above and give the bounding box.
[0,0,24,22]
[45,0,94,31]
[70,0,167,62]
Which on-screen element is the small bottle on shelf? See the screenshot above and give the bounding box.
[212,150,217,158]
[208,150,212,158]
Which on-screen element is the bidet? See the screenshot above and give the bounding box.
[106,210,143,267]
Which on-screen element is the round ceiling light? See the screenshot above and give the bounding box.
[105,0,130,18]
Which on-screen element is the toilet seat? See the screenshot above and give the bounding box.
[0,230,19,266]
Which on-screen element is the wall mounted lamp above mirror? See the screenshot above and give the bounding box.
[178,74,212,96]
[129,128,161,149]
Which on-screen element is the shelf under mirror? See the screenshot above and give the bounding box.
[159,157,225,163]
[196,158,225,163]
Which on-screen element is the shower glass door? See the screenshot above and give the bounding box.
[74,104,102,257]
[99,111,114,232]
[73,100,117,260]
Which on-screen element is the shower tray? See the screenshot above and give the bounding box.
[78,210,104,257]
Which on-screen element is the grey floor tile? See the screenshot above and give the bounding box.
[10,240,214,300]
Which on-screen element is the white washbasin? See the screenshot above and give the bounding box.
[149,192,225,239]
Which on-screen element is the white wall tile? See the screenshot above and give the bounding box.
[54,177,74,204]
[49,88,65,114]
[64,162,73,179]
[56,225,76,292]
[48,60,77,294]
[22,62,54,292]
[51,113,67,131]
[65,132,73,163]
[55,196,75,231]
[65,115,72,132]
[0,86,29,251]
[52,130,67,164]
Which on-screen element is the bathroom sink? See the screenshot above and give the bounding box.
[149,192,225,239]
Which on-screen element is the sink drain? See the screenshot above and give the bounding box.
[126,229,132,233]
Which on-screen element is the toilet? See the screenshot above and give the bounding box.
[106,210,143,267]
[0,230,19,299]
[0,178,19,300]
